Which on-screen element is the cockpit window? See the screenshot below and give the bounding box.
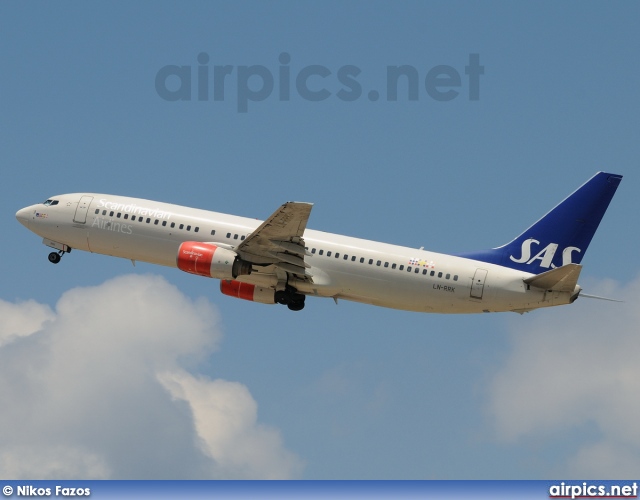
[42,199,59,206]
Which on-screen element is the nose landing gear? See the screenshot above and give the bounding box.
[47,247,71,264]
[44,240,71,264]
[48,252,62,264]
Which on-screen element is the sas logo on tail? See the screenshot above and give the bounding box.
[510,238,581,269]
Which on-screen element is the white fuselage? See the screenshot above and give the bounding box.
[16,193,575,314]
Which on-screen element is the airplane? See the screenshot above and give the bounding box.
[15,171,622,314]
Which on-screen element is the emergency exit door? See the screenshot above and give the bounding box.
[470,269,488,299]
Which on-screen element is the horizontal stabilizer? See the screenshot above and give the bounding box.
[523,263,582,292]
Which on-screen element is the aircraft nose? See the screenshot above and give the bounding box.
[15,207,31,229]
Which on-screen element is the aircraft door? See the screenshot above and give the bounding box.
[470,268,488,299]
[73,195,93,224]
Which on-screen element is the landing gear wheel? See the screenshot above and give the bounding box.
[287,300,305,311]
[287,294,306,311]
[276,285,305,310]
[275,290,290,305]
[48,252,61,264]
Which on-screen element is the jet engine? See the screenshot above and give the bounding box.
[177,242,252,279]
[220,280,275,304]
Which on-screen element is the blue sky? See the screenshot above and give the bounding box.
[1,1,639,479]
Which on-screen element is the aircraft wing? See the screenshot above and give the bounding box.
[235,201,313,277]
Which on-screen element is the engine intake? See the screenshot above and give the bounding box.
[177,242,252,279]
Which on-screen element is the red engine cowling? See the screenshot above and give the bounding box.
[177,242,252,279]
[220,280,275,304]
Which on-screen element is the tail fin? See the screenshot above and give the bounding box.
[457,172,622,274]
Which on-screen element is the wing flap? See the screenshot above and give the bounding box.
[275,261,314,277]
[245,201,312,242]
[235,201,313,278]
[523,263,582,292]
[269,251,311,268]
[271,239,312,256]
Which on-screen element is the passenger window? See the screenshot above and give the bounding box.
[430,270,435,276]
[124,214,129,220]
[211,230,216,235]
[95,209,99,214]
[311,248,316,254]
[327,251,332,257]
[319,250,324,255]
[171,222,175,228]
[438,272,443,278]
[226,233,231,238]
[360,257,364,263]
[384,262,389,268]
[376,260,381,266]
[415,268,419,273]
[407,266,412,272]
[187,225,191,231]
[233,234,238,239]
[351,256,356,261]
[344,255,348,260]
[195,227,199,233]
[446,273,450,279]
[240,235,245,240]
[335,253,339,258]
[453,275,458,281]
[162,221,166,226]
[117,213,121,218]
[102,210,106,215]
[179,224,184,229]
[146,218,151,223]
[423,269,428,275]
[110,211,114,216]
[154,220,159,225]
[399,265,404,271]
[368,259,373,265]
[392,263,397,269]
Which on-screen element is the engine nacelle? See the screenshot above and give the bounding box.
[220,280,275,304]
[177,242,252,279]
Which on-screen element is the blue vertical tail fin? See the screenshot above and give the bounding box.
[456,172,622,274]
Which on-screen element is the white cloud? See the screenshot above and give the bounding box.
[160,370,304,479]
[0,299,54,347]
[0,445,111,479]
[488,275,640,478]
[565,441,640,478]
[0,274,303,479]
